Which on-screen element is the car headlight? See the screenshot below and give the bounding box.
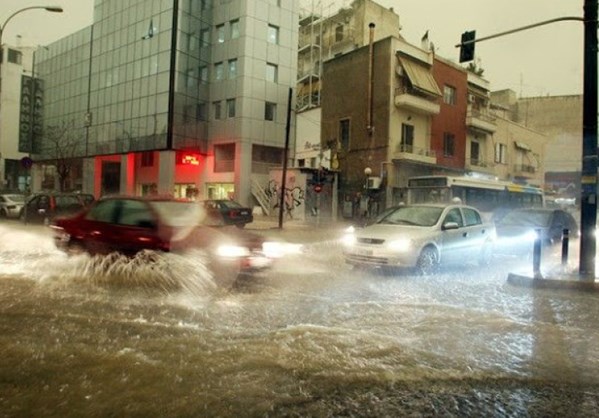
[262,241,303,258]
[386,238,412,252]
[216,244,250,258]
[523,230,539,242]
[341,233,356,246]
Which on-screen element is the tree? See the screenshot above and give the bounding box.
[40,120,84,192]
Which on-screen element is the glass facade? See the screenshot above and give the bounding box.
[37,0,213,159]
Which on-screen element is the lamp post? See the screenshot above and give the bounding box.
[0,5,63,188]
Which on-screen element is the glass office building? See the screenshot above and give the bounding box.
[33,0,298,203]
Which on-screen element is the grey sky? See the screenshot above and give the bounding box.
[2,0,586,97]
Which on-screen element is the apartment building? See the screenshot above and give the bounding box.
[295,0,400,170]
[322,34,546,216]
[0,43,35,191]
[30,0,298,206]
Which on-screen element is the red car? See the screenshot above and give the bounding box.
[50,196,281,285]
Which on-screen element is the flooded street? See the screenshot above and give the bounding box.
[1,223,599,416]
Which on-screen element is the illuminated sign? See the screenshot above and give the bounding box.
[181,153,201,165]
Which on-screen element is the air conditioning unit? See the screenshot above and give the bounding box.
[366,176,382,189]
[468,94,476,103]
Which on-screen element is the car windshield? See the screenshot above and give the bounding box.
[499,210,551,227]
[5,194,25,202]
[148,201,203,227]
[377,206,444,227]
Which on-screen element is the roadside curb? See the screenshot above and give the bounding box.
[507,272,599,292]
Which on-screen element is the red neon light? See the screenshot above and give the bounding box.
[181,154,200,165]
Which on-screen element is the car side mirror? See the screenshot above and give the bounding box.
[442,221,459,230]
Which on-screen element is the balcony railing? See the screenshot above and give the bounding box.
[469,157,492,168]
[514,164,536,174]
[397,143,436,157]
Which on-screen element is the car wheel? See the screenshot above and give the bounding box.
[68,241,87,256]
[0,209,7,219]
[479,241,494,266]
[235,223,245,229]
[416,246,438,275]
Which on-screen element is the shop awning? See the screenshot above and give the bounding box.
[397,55,441,97]
[514,141,531,151]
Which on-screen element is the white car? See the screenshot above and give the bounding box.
[0,194,26,219]
[342,203,496,274]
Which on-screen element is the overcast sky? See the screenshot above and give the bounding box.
[2,0,586,97]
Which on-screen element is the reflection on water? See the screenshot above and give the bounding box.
[1,223,599,416]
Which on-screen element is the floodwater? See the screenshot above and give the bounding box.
[1,223,599,417]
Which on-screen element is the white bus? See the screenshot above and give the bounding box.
[407,175,544,221]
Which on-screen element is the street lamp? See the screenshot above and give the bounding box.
[0,5,63,188]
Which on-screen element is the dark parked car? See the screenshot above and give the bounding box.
[50,196,281,286]
[200,199,253,228]
[20,192,95,225]
[495,208,579,257]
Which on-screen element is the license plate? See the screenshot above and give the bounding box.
[240,211,249,215]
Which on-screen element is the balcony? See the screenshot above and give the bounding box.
[465,157,495,173]
[513,164,537,177]
[466,108,497,133]
[392,144,437,165]
[394,86,440,115]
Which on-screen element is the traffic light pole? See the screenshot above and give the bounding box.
[457,3,597,280]
[579,0,598,279]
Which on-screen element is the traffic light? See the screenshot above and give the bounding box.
[459,30,476,63]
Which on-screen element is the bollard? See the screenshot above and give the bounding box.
[533,228,542,278]
[561,228,569,266]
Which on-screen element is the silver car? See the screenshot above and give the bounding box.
[342,203,496,274]
[0,193,26,219]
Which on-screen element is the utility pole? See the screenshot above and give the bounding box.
[456,4,597,280]
[579,0,598,279]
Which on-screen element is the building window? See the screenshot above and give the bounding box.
[196,102,207,121]
[7,49,22,64]
[443,85,456,105]
[200,28,210,46]
[335,25,344,42]
[214,62,224,80]
[443,132,455,157]
[339,119,350,150]
[141,152,154,167]
[228,59,237,78]
[199,65,208,83]
[213,101,222,120]
[400,123,414,152]
[266,62,278,82]
[470,141,480,164]
[265,102,276,121]
[298,159,305,167]
[495,143,507,164]
[268,24,279,44]
[186,68,196,87]
[216,24,225,43]
[226,98,236,118]
[230,19,240,39]
[214,143,235,173]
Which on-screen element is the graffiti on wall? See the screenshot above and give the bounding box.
[265,179,305,219]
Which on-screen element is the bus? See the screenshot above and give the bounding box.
[406,175,544,221]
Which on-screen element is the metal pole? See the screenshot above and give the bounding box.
[278,87,292,229]
[562,228,570,266]
[533,229,542,278]
[579,0,598,279]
